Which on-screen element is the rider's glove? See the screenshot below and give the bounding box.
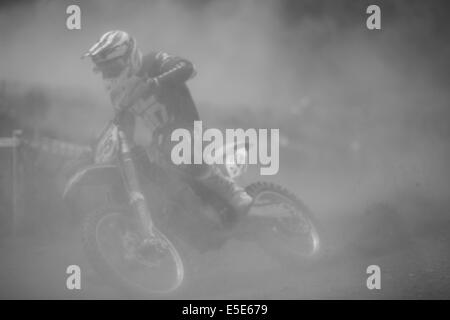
[146,77,160,93]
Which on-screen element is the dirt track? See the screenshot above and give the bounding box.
[1,205,449,300]
[1,142,450,300]
[1,156,450,300]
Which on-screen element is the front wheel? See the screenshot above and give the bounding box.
[245,182,322,268]
[82,205,185,296]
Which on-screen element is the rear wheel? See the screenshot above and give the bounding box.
[245,182,322,268]
[82,205,185,297]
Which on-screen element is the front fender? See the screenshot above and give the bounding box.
[63,164,123,201]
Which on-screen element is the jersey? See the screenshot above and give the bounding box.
[107,51,200,143]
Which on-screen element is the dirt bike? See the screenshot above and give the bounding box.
[63,109,322,297]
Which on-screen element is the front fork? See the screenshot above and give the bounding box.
[118,130,155,238]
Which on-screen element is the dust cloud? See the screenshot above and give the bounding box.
[1,0,450,299]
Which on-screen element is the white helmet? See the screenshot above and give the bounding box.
[83,30,142,77]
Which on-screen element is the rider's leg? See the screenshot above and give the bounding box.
[158,125,253,217]
[190,163,253,217]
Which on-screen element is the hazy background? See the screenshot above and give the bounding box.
[1,0,450,299]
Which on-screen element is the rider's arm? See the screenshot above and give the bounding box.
[143,51,196,89]
[155,58,196,86]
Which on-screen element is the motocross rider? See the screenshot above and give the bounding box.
[82,30,253,219]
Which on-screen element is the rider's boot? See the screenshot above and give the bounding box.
[196,165,253,220]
